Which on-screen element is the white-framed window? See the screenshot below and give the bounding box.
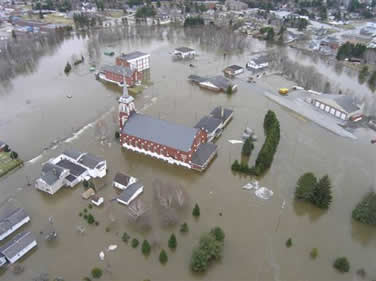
[341,113,346,120]
[320,104,325,110]
[336,110,341,117]
[325,106,330,112]
[330,108,335,115]
[315,101,320,107]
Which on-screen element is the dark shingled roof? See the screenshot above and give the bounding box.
[113,172,131,187]
[0,231,36,261]
[0,208,29,239]
[188,75,233,91]
[118,181,143,204]
[210,107,233,123]
[122,113,199,152]
[225,65,243,71]
[40,163,67,186]
[118,51,148,61]
[56,159,87,177]
[194,116,222,134]
[101,65,135,77]
[188,74,207,83]
[63,149,84,161]
[175,47,195,53]
[65,174,77,183]
[191,143,217,167]
[78,153,104,169]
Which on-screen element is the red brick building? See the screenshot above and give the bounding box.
[99,65,142,87]
[116,51,150,72]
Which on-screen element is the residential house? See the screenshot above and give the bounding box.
[246,55,269,70]
[98,65,142,87]
[223,65,244,76]
[173,47,196,59]
[0,208,30,241]
[35,163,70,195]
[0,231,37,264]
[117,181,144,206]
[116,51,150,72]
[188,75,238,92]
[113,172,137,190]
[311,94,364,120]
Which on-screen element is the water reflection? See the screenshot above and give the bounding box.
[292,200,326,222]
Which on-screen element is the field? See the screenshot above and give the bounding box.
[0,152,23,177]
[21,14,73,25]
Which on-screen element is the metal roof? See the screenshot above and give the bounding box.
[78,153,104,169]
[188,74,207,83]
[118,51,149,61]
[314,95,360,113]
[100,65,135,77]
[122,113,199,152]
[0,231,36,261]
[191,143,217,167]
[225,65,243,71]
[175,47,195,53]
[63,149,84,161]
[210,106,233,122]
[194,116,222,133]
[40,163,67,185]
[55,159,87,177]
[113,172,131,186]
[65,174,77,183]
[0,208,29,238]
[207,76,232,90]
[118,181,143,204]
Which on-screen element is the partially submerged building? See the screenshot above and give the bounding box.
[118,87,218,171]
[0,140,7,152]
[310,94,364,121]
[0,208,30,241]
[0,231,37,264]
[117,181,144,206]
[223,65,244,76]
[173,47,196,59]
[98,65,142,87]
[113,172,137,190]
[188,75,238,92]
[116,51,150,72]
[35,150,107,195]
[246,55,269,70]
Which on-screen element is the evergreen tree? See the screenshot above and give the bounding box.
[295,172,317,201]
[311,175,332,209]
[242,138,254,157]
[333,257,350,273]
[168,234,177,250]
[9,151,18,159]
[210,227,225,242]
[352,192,376,225]
[192,203,200,217]
[180,223,189,233]
[142,240,151,256]
[159,249,168,264]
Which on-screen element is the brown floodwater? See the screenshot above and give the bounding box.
[1,26,376,281]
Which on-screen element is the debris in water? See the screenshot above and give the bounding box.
[99,251,105,261]
[66,95,72,99]
[242,180,259,190]
[228,139,243,144]
[107,245,118,251]
[255,187,274,200]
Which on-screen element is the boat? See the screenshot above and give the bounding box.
[89,66,96,72]
[104,50,115,56]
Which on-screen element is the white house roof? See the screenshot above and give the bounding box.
[0,208,29,239]
[0,231,36,262]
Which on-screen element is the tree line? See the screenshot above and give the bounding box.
[336,42,367,61]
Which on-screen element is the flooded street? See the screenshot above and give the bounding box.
[1,27,376,281]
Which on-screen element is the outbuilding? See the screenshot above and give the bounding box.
[113,172,137,190]
[0,231,37,264]
[0,208,30,241]
[223,65,244,76]
[173,47,196,59]
[117,181,144,206]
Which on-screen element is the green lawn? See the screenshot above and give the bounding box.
[0,152,23,178]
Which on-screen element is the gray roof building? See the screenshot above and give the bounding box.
[194,116,222,134]
[314,95,361,114]
[100,65,135,77]
[117,181,144,205]
[118,51,149,61]
[113,172,131,187]
[78,153,104,169]
[0,231,37,264]
[210,106,234,123]
[225,65,243,71]
[191,143,217,168]
[0,208,30,241]
[55,159,87,177]
[63,149,85,161]
[40,163,67,186]
[175,47,195,53]
[207,76,233,90]
[123,113,199,152]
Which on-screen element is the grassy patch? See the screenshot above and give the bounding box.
[21,14,73,25]
[108,10,124,18]
[0,152,23,178]
[128,85,144,95]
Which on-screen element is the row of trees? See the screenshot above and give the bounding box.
[295,173,333,209]
[135,6,156,18]
[358,66,376,91]
[232,111,280,176]
[184,17,204,27]
[190,227,225,273]
[352,192,376,225]
[336,42,367,61]
[259,26,274,41]
[73,13,103,29]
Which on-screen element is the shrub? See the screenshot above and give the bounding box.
[88,204,93,209]
[122,232,130,243]
[64,62,72,74]
[193,203,200,218]
[91,267,102,279]
[191,248,208,272]
[231,160,240,171]
[131,238,139,248]
[226,85,233,95]
[310,248,318,259]
[141,240,151,256]
[95,221,99,226]
[87,214,95,224]
[241,138,254,157]
[84,208,88,213]
[286,238,292,248]
[295,173,317,201]
[159,249,168,264]
[83,277,91,281]
[79,212,82,217]
[184,16,204,27]
[115,131,120,139]
[168,234,177,250]
[180,223,189,233]
[10,151,18,159]
[210,227,225,242]
[333,257,350,273]
[352,192,376,225]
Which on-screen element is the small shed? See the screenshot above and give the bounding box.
[113,172,137,190]
[0,231,37,264]
[223,65,244,76]
[82,188,95,200]
[117,182,144,206]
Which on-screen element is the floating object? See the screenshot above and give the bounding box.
[82,188,95,199]
[255,187,274,200]
[242,180,259,190]
[107,245,118,251]
[89,66,96,72]
[228,140,243,144]
[279,88,289,95]
[371,139,376,144]
[66,95,72,99]
[99,251,105,260]
[189,63,195,67]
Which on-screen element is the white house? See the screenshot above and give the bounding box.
[0,231,37,264]
[113,172,137,190]
[223,65,244,76]
[0,208,30,241]
[246,55,269,70]
[117,181,144,206]
[173,47,196,59]
[116,51,151,72]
